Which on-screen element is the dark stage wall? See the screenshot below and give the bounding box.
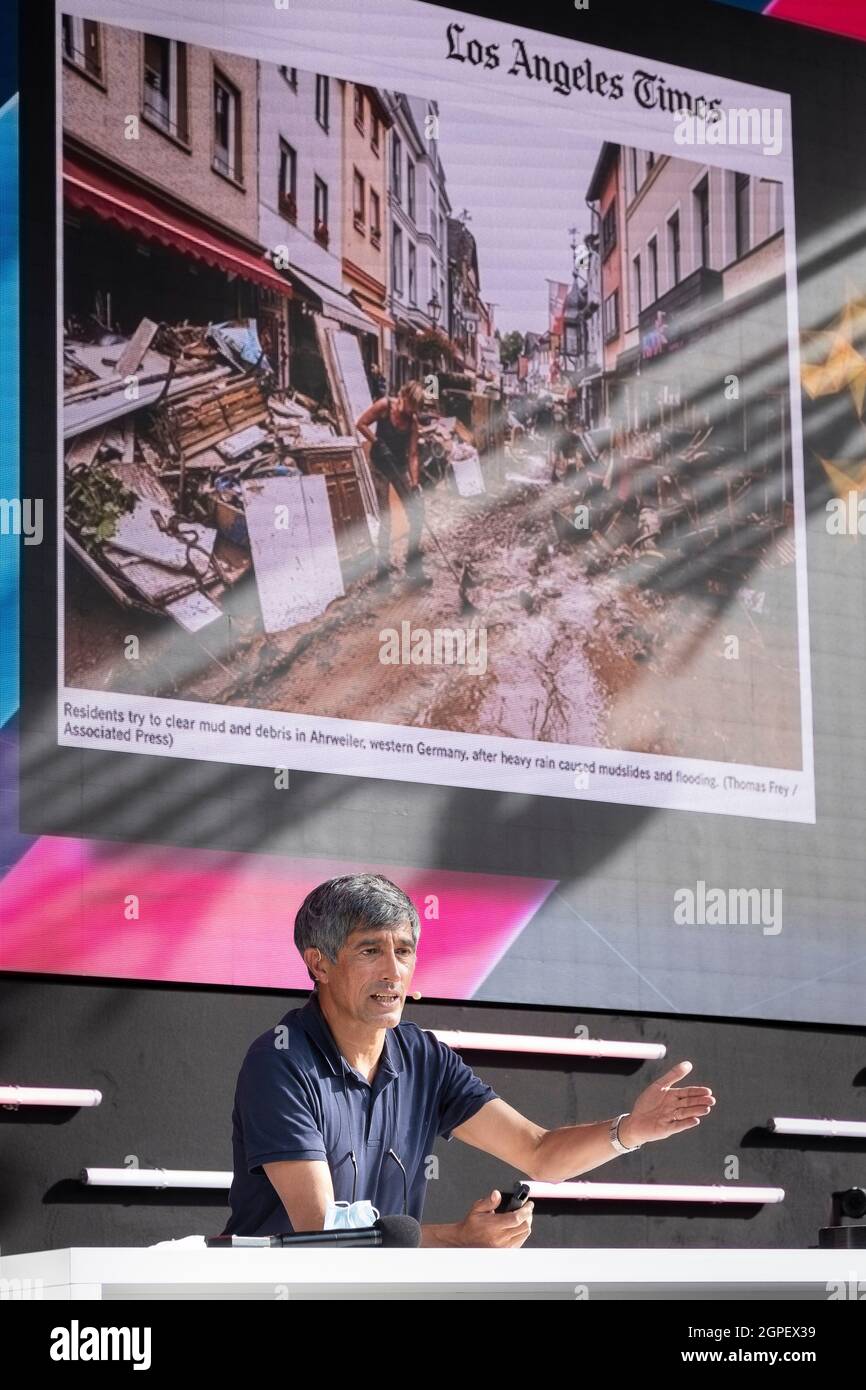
[1,975,863,1254]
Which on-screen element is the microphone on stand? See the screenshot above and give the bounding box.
[206,1215,421,1249]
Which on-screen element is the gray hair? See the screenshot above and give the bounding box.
[294,874,421,985]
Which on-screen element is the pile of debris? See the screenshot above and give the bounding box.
[419,415,484,497]
[63,316,371,636]
[548,421,788,590]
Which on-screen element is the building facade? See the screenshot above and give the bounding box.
[586,142,791,506]
[447,215,485,379]
[385,92,452,388]
[62,20,289,341]
[586,142,630,392]
[340,81,394,375]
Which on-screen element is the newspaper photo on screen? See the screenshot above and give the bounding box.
[57,0,814,824]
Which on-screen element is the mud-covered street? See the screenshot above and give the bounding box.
[66,444,802,770]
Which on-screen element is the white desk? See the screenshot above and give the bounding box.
[1,1247,863,1299]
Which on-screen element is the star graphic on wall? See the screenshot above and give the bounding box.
[801,287,866,501]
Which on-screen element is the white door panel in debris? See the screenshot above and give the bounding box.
[314,318,379,536]
[302,472,345,610]
[332,330,374,434]
[241,475,344,633]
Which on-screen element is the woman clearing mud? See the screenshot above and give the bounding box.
[356,381,431,588]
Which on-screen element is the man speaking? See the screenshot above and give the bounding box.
[224,874,715,1246]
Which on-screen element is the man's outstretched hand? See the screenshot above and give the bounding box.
[620,1060,716,1148]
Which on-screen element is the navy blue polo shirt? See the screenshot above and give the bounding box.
[224,991,499,1236]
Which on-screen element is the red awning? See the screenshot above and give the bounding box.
[63,156,293,297]
[352,296,396,331]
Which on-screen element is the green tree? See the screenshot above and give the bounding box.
[499,330,525,367]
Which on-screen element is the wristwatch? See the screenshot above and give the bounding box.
[609,1112,642,1154]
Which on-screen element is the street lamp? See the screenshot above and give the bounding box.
[427,290,441,325]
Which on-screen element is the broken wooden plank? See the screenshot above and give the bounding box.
[64,366,233,439]
[122,417,135,464]
[216,423,271,460]
[102,544,199,603]
[110,500,217,575]
[165,378,269,456]
[102,423,126,456]
[65,529,140,610]
[105,459,174,511]
[115,318,159,377]
[454,419,475,446]
[64,427,105,472]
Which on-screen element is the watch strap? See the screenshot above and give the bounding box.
[609,1112,642,1153]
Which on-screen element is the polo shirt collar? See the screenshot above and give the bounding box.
[296,990,404,1079]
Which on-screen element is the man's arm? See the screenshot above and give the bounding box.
[264,1161,463,1247]
[451,1097,632,1181]
[460,1098,637,1181]
[449,1097,560,1180]
[420,1220,462,1247]
[451,1062,715,1182]
[267,1161,522,1248]
[263,1159,335,1232]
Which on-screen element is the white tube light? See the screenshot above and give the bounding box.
[769,1117,866,1139]
[528,1182,785,1203]
[81,1168,232,1189]
[431,1032,666,1060]
[1,1086,103,1108]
